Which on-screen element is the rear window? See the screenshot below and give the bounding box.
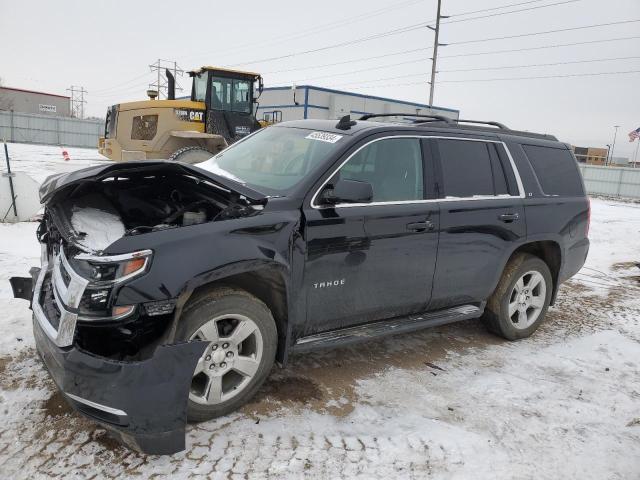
[522,145,584,196]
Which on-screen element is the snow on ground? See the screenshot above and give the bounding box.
[0,143,639,479]
[2,141,108,184]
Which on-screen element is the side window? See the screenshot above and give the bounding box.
[436,139,515,198]
[522,144,584,196]
[337,138,424,202]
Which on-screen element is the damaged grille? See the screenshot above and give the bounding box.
[39,274,61,330]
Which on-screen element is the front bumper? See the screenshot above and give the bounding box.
[19,244,206,454]
[34,317,206,454]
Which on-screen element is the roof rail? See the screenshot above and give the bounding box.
[454,119,509,130]
[413,118,509,129]
[359,113,453,124]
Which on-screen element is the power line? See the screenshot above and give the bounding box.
[340,70,640,89]
[265,35,640,77]
[441,0,581,25]
[438,55,640,73]
[229,21,429,67]
[182,0,423,62]
[89,82,150,98]
[90,72,150,94]
[439,35,640,58]
[451,19,640,45]
[438,69,640,83]
[445,0,562,18]
[282,53,640,85]
[264,48,430,75]
[231,16,639,69]
[291,57,430,82]
[329,59,640,87]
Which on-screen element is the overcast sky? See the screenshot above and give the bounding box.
[1,0,639,158]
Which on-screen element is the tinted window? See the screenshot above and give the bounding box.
[437,139,497,197]
[522,145,583,196]
[337,138,424,202]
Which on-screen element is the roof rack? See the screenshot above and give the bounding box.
[357,113,555,140]
[455,119,508,129]
[413,118,509,130]
[359,113,453,124]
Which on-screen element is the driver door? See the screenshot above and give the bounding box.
[301,136,440,335]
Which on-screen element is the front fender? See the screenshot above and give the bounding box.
[106,211,298,306]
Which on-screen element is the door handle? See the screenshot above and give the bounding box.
[407,220,434,232]
[499,213,520,223]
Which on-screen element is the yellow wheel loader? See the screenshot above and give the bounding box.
[98,67,264,164]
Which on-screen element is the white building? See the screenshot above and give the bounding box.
[256,85,459,123]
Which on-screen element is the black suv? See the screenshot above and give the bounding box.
[11,114,590,454]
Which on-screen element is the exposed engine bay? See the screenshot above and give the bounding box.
[47,170,259,252]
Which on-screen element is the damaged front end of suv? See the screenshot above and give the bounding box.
[11,161,284,454]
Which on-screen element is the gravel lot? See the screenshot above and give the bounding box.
[0,143,638,479]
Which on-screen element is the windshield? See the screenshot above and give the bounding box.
[198,127,344,195]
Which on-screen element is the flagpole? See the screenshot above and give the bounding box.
[634,138,639,167]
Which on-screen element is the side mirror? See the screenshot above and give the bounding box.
[320,179,373,205]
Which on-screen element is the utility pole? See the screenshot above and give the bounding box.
[149,59,184,99]
[67,85,87,119]
[428,0,448,106]
[609,125,620,166]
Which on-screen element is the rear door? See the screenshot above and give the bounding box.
[428,136,526,309]
[302,136,439,335]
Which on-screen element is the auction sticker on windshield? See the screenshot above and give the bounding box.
[305,132,343,143]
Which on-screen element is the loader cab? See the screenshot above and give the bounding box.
[189,67,264,144]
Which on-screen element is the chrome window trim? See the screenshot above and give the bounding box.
[310,135,525,209]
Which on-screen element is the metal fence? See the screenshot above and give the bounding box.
[0,110,102,148]
[578,163,640,199]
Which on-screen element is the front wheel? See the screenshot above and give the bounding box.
[482,253,553,340]
[176,287,277,422]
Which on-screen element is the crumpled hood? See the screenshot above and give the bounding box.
[39,161,268,205]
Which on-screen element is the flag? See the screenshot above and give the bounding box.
[629,127,640,142]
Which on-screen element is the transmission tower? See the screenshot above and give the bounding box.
[67,85,87,118]
[149,59,184,99]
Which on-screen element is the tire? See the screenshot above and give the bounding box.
[168,146,214,165]
[176,287,277,422]
[482,253,553,340]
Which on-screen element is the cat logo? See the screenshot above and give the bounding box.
[174,108,205,123]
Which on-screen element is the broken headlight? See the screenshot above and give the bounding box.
[69,250,152,321]
[69,250,152,284]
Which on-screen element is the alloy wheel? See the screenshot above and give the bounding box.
[507,270,546,329]
[188,314,264,405]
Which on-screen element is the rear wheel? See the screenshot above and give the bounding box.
[177,287,277,422]
[482,253,553,340]
[168,146,214,164]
